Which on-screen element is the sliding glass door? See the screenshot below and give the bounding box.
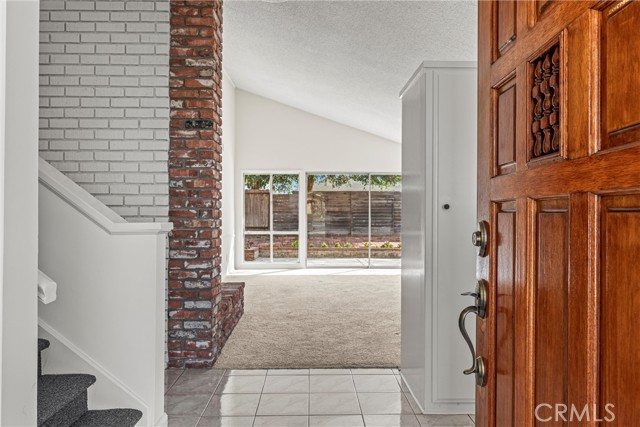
[306,173,401,268]
[307,174,370,267]
[369,175,402,267]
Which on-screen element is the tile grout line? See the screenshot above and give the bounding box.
[348,371,366,426]
[392,368,421,425]
[307,370,311,426]
[197,368,226,426]
[166,368,184,394]
[252,370,269,425]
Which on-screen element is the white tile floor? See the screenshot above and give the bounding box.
[166,368,475,427]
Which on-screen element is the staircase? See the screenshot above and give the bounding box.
[39,158,171,425]
[38,339,142,427]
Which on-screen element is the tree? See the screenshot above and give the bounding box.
[272,175,299,194]
[244,174,299,194]
[246,174,401,193]
[307,174,401,192]
[369,174,401,190]
[244,175,269,190]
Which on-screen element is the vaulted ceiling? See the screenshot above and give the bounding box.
[223,1,477,142]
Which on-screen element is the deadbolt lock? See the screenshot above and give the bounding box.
[471,221,489,257]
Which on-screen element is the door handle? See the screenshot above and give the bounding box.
[458,280,488,387]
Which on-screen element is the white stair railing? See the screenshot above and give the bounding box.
[37,270,57,304]
[38,158,171,427]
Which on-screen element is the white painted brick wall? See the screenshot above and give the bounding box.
[39,0,169,222]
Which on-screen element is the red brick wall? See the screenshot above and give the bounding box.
[218,283,245,351]
[168,0,224,368]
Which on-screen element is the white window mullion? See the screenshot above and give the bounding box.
[368,173,372,268]
[269,174,274,263]
[300,173,307,267]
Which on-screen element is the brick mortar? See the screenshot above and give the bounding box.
[167,0,224,368]
[38,0,170,223]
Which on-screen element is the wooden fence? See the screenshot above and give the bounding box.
[245,190,401,236]
[308,191,401,237]
[244,190,270,230]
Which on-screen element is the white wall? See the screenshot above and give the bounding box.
[1,1,40,425]
[221,71,236,278]
[0,1,5,420]
[233,89,401,269]
[235,90,401,173]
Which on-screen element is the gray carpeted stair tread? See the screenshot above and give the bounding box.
[38,374,96,426]
[70,409,143,427]
[38,338,50,352]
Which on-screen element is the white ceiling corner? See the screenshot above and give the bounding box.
[223,0,478,142]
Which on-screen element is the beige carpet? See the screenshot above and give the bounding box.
[214,273,400,369]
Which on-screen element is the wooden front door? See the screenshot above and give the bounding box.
[476,1,640,426]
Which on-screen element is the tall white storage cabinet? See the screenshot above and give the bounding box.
[400,62,477,414]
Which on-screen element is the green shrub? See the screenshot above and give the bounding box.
[344,242,353,248]
[309,243,315,248]
[291,240,299,248]
[396,243,402,249]
[321,242,329,248]
[334,242,342,248]
[382,241,394,249]
[364,242,371,248]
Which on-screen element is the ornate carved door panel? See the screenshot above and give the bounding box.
[477,1,640,426]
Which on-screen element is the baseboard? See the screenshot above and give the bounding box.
[400,371,475,415]
[400,371,426,414]
[38,318,151,423]
[153,412,168,427]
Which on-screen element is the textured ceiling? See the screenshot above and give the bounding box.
[223,1,477,142]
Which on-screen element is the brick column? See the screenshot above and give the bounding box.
[168,0,223,368]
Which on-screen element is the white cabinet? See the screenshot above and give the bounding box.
[400,62,477,414]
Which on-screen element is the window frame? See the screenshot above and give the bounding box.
[237,170,401,270]
[240,170,305,268]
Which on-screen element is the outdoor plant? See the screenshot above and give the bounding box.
[396,243,402,249]
[308,243,315,248]
[334,242,342,248]
[382,241,394,249]
[344,242,353,248]
[364,242,371,248]
[291,240,299,248]
[321,242,329,248]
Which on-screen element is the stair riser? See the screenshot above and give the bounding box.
[38,339,50,377]
[41,391,87,427]
[70,409,143,427]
